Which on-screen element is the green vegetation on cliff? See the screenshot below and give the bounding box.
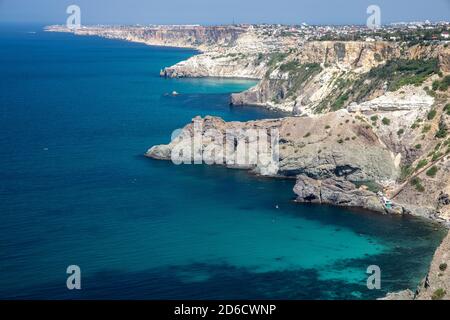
[400,165,412,182]
[416,159,428,170]
[382,117,391,126]
[314,58,439,113]
[411,177,425,192]
[432,288,446,300]
[275,62,322,99]
[265,52,289,76]
[427,109,437,120]
[432,76,450,92]
[287,63,322,98]
[384,59,439,91]
[436,121,448,139]
[350,58,439,101]
[426,166,439,177]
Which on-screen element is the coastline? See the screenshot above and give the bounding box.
[48,25,450,300]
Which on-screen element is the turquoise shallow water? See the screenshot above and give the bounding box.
[0,23,446,300]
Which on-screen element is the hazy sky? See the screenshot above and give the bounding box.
[0,0,449,25]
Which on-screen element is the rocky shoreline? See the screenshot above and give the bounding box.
[47,24,450,299]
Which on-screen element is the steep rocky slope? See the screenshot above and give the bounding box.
[231,42,449,114]
[415,232,450,300]
[46,24,248,50]
[160,51,267,79]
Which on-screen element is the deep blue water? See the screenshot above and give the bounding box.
[0,24,446,300]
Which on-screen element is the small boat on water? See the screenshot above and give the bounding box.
[164,91,180,97]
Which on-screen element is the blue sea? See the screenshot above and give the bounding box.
[0,23,446,300]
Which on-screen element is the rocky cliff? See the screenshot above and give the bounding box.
[293,175,386,213]
[158,37,448,114]
[231,42,449,114]
[147,111,398,181]
[415,231,450,300]
[45,24,248,50]
[160,51,267,79]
